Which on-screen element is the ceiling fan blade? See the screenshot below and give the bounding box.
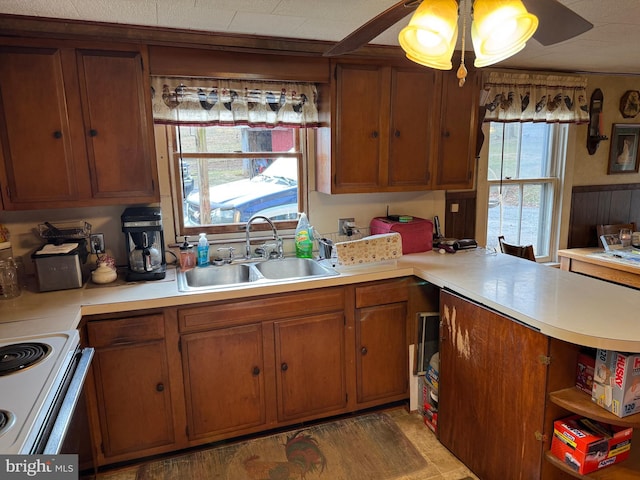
[324,1,419,56]
[523,0,593,46]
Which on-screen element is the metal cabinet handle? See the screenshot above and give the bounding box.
[53,131,62,139]
[361,347,368,355]
[252,366,261,376]
[394,130,401,138]
[156,383,164,392]
[89,129,98,137]
[371,131,379,139]
[281,363,288,371]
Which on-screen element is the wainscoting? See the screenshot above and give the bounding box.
[445,191,476,240]
[568,183,640,248]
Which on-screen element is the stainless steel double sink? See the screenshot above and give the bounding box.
[177,257,339,292]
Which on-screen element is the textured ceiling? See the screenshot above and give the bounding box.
[1,0,639,75]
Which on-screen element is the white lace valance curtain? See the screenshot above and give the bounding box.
[481,71,589,124]
[151,76,320,127]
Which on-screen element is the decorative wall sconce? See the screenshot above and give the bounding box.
[587,88,608,155]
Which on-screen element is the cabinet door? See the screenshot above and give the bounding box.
[432,69,480,189]
[181,323,267,440]
[333,64,386,192]
[0,46,81,206]
[91,340,175,458]
[76,48,158,201]
[356,302,408,404]
[438,291,548,479]
[274,312,347,422]
[388,68,437,189]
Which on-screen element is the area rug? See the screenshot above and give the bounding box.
[139,412,425,480]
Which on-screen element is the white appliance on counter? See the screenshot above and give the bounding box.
[0,330,93,454]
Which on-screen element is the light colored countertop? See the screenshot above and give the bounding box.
[1,249,639,351]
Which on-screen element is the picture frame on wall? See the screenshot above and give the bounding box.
[608,124,640,174]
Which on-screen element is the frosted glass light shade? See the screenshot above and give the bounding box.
[398,0,459,70]
[471,0,538,67]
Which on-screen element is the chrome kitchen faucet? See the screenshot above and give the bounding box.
[245,215,283,260]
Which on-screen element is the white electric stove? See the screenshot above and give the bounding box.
[0,330,93,454]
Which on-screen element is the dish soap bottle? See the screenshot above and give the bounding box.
[295,213,313,259]
[197,233,209,267]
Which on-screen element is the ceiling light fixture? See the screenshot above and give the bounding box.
[398,0,538,72]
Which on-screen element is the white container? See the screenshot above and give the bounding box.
[91,262,118,284]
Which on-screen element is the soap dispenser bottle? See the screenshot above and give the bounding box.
[295,213,313,259]
[180,236,196,269]
[197,233,209,266]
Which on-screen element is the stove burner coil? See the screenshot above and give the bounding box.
[0,343,51,375]
[0,410,14,437]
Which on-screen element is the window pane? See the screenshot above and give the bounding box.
[184,156,298,226]
[487,184,523,249]
[174,126,302,229]
[487,182,552,256]
[484,121,566,261]
[488,123,552,181]
[520,123,551,178]
[177,126,297,154]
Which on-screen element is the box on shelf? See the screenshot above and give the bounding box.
[592,349,640,418]
[576,349,595,395]
[419,376,438,433]
[369,216,433,254]
[550,415,632,475]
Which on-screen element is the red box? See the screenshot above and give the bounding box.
[369,217,433,254]
[551,415,632,474]
[576,351,595,395]
[419,376,438,433]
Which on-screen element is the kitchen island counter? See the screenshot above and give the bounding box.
[1,248,639,351]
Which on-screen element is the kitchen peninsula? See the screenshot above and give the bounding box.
[1,249,640,479]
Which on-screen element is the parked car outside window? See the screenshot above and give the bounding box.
[169,125,306,234]
[185,157,298,225]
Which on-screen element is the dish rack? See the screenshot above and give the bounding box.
[38,221,92,243]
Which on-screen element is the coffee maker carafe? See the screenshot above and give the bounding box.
[121,207,166,281]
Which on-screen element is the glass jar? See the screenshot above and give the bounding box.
[0,258,20,299]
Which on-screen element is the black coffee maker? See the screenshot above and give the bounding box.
[121,207,166,281]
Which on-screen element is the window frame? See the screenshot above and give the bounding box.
[166,126,309,237]
[479,121,568,263]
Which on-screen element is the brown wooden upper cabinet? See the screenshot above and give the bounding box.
[433,64,480,190]
[316,60,479,193]
[0,39,158,210]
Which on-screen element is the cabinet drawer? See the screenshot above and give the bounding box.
[87,314,165,347]
[355,279,408,308]
[179,287,345,333]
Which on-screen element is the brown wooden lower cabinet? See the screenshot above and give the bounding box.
[439,290,549,480]
[355,279,410,406]
[438,290,640,480]
[84,279,431,467]
[181,323,268,440]
[274,312,347,421]
[85,313,179,464]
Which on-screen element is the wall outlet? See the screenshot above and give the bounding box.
[90,233,105,254]
[338,218,355,235]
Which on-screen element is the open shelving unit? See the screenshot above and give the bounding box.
[546,387,640,479]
